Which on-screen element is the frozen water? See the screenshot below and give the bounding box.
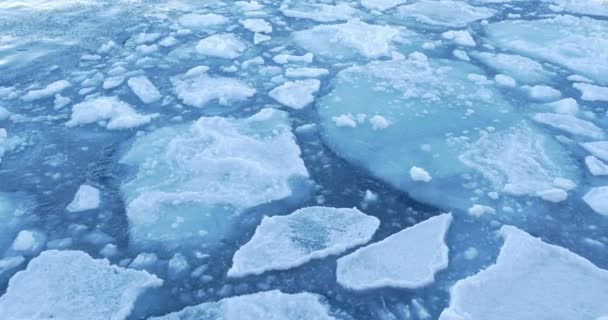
[532,113,604,139]
[583,187,608,216]
[337,213,452,290]
[66,96,158,130]
[573,83,608,102]
[228,207,379,277]
[439,226,608,320]
[172,73,256,108]
[469,52,554,84]
[582,141,608,162]
[280,1,358,22]
[269,79,320,110]
[66,184,100,213]
[396,0,494,28]
[196,34,247,59]
[120,108,309,248]
[127,76,162,105]
[0,250,162,320]
[151,290,337,320]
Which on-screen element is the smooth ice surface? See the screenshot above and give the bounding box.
[0,250,162,320]
[293,19,402,59]
[228,207,380,277]
[120,108,309,248]
[21,80,70,102]
[581,141,608,162]
[337,213,452,290]
[470,52,553,84]
[396,0,494,28]
[583,187,608,216]
[439,226,608,320]
[151,290,337,320]
[66,184,100,213]
[573,83,608,102]
[66,96,157,130]
[280,1,358,22]
[485,15,608,85]
[318,56,577,211]
[269,79,321,110]
[532,113,604,139]
[127,76,161,104]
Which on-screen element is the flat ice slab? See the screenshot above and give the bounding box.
[127,76,161,104]
[66,184,100,212]
[269,79,320,109]
[337,213,452,290]
[583,187,608,216]
[151,290,337,320]
[0,250,162,320]
[228,207,380,277]
[120,108,309,248]
[439,226,608,320]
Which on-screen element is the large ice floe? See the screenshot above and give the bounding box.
[0,250,162,320]
[395,0,495,28]
[337,213,452,290]
[317,54,578,212]
[151,290,339,320]
[439,226,608,320]
[228,207,379,277]
[484,15,608,85]
[119,108,309,248]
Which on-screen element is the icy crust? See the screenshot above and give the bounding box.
[396,0,495,28]
[269,79,320,109]
[318,56,577,211]
[439,226,608,320]
[151,290,337,320]
[0,192,29,251]
[469,51,553,84]
[485,15,608,85]
[120,108,309,248]
[336,213,452,291]
[228,207,380,278]
[293,19,403,60]
[66,96,158,130]
[0,250,162,320]
[547,0,608,17]
[280,1,358,22]
[172,72,256,108]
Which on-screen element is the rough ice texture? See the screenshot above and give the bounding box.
[547,0,608,17]
[269,79,320,109]
[127,76,161,104]
[396,0,494,28]
[581,141,608,162]
[280,2,357,22]
[573,83,608,102]
[317,56,577,211]
[67,184,100,212]
[0,250,162,320]
[228,207,380,277]
[586,156,608,176]
[178,13,228,29]
[120,108,309,248]
[21,80,70,102]
[439,226,608,320]
[195,33,246,59]
[151,290,337,320]
[172,73,255,108]
[532,113,604,139]
[66,96,157,130]
[485,15,608,85]
[337,213,452,290]
[470,51,553,84]
[360,0,407,11]
[583,187,608,216]
[293,19,401,59]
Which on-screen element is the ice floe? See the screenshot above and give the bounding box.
[172,73,256,108]
[396,0,494,28]
[583,187,608,216]
[196,33,247,59]
[127,76,161,104]
[66,184,100,213]
[439,226,608,320]
[66,96,158,130]
[337,213,452,290]
[228,207,379,277]
[269,79,320,110]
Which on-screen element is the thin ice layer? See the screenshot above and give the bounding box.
[228,207,380,277]
[439,226,608,320]
[120,108,309,248]
[396,0,494,28]
[337,213,452,290]
[0,250,162,320]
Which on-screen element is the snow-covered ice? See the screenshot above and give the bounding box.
[66,184,100,212]
[120,108,309,248]
[66,96,157,130]
[151,290,337,320]
[0,250,162,320]
[269,79,320,110]
[396,0,494,28]
[583,187,608,216]
[573,83,608,102]
[582,141,608,162]
[337,213,452,290]
[228,207,379,277]
[127,76,161,104]
[196,33,247,59]
[439,226,608,320]
[172,73,255,108]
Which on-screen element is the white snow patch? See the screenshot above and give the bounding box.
[127,76,161,104]
[66,96,157,130]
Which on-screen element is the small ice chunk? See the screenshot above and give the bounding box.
[332,114,357,128]
[10,230,46,254]
[66,96,157,130]
[585,156,608,176]
[494,74,516,88]
[581,141,608,162]
[196,33,246,59]
[547,98,579,115]
[369,115,390,130]
[150,290,337,320]
[468,204,495,217]
[172,74,255,108]
[583,187,608,216]
[439,226,608,320]
[396,0,494,28]
[102,76,125,90]
[532,113,604,139]
[285,67,329,78]
[178,13,228,29]
[553,177,575,191]
[537,188,568,203]
[228,207,379,277]
[525,85,561,101]
[273,53,314,64]
[269,79,320,109]
[21,80,70,102]
[361,0,407,11]
[337,213,452,290]
[0,250,163,320]
[67,184,100,213]
[167,253,190,280]
[240,19,272,33]
[280,2,357,22]
[573,83,608,102]
[441,30,476,47]
[253,33,271,45]
[410,166,432,182]
[127,76,162,104]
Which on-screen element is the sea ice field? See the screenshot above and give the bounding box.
[1,0,608,319]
